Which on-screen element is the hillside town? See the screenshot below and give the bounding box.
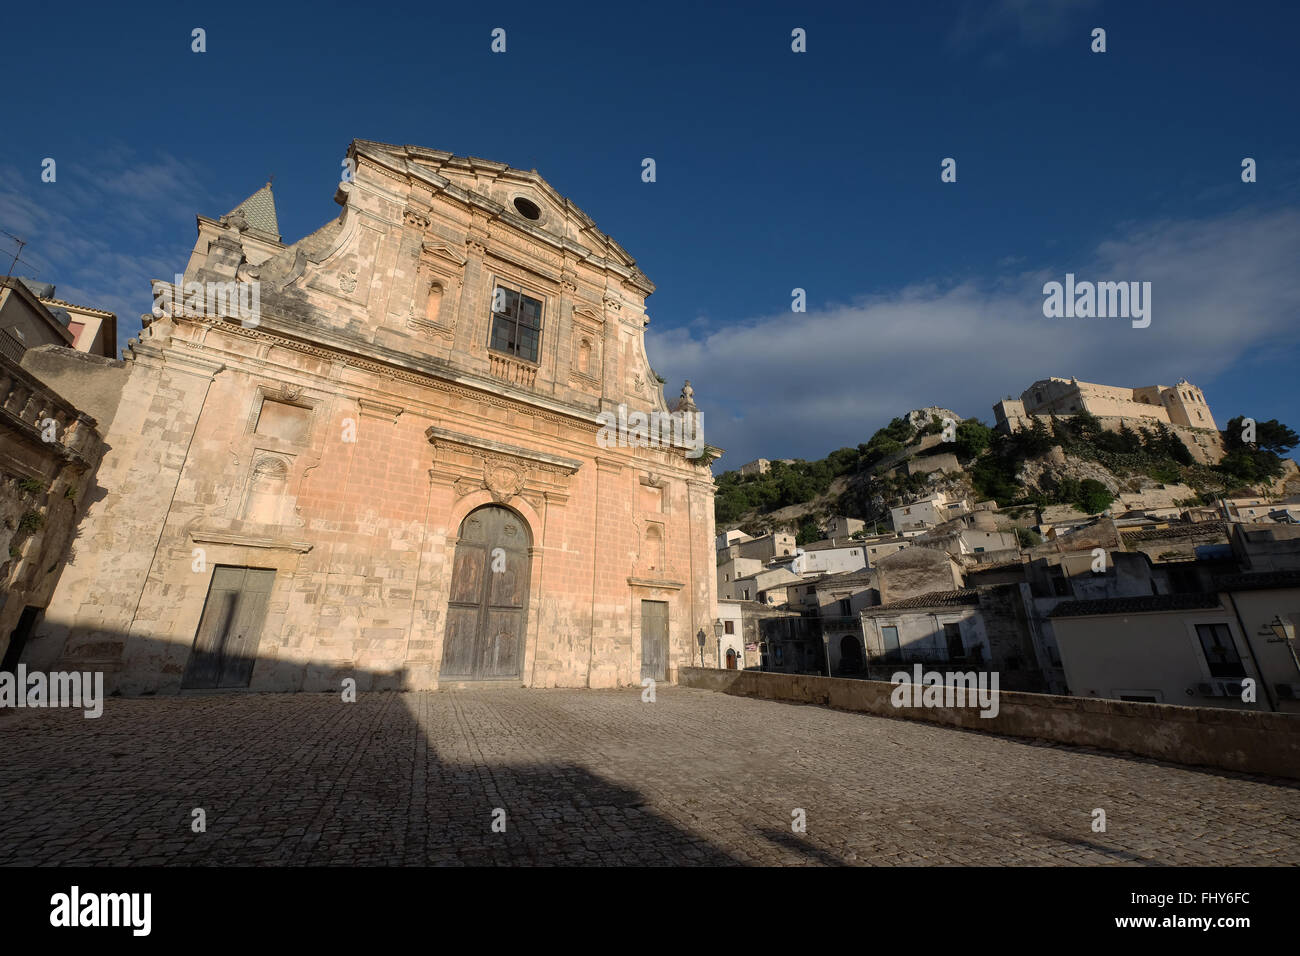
[714,377,1300,715]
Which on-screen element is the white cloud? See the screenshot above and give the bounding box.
[649,205,1300,468]
[948,0,1099,52]
[0,148,216,347]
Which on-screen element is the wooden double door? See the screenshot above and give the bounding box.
[181,566,276,689]
[441,505,531,680]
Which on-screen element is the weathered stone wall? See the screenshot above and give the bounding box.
[23,331,219,680]
[975,585,1045,692]
[0,354,105,659]
[906,451,960,475]
[874,547,962,604]
[678,667,1300,779]
[19,347,129,433]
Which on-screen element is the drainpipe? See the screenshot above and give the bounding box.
[1223,590,1277,712]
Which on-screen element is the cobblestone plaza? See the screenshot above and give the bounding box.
[0,687,1295,866]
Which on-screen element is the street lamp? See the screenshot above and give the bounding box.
[1268,616,1296,644]
[1267,615,1300,676]
[713,618,726,669]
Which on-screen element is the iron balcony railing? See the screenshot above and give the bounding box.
[0,329,26,364]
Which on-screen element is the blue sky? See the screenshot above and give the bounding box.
[2,0,1298,467]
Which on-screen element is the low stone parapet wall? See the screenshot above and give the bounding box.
[677,667,1300,779]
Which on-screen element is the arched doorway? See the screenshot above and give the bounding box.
[839,635,864,675]
[726,648,737,670]
[440,505,531,680]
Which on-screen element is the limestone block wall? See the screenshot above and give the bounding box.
[25,320,214,677]
[32,314,714,693]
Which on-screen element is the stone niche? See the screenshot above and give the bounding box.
[242,452,295,525]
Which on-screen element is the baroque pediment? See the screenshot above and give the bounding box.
[573,303,604,325]
[421,240,467,267]
[427,425,582,504]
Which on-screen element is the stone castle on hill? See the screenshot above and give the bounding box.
[994,376,1224,463]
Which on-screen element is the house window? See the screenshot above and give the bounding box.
[742,588,750,600]
[943,622,963,659]
[881,625,901,662]
[1195,623,1246,678]
[724,620,734,635]
[488,284,542,363]
[838,598,851,617]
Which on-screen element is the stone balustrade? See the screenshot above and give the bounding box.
[489,352,538,388]
[0,355,100,461]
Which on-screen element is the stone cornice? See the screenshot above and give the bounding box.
[190,530,313,553]
[357,397,404,423]
[425,426,582,475]
[627,576,685,591]
[175,315,600,431]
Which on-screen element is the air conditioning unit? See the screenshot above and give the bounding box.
[1215,680,1246,698]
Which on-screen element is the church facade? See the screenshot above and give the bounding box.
[26,140,719,693]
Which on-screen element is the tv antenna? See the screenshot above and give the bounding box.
[2,230,28,281]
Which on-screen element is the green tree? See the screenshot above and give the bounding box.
[953,418,993,461]
[1224,415,1299,454]
[970,451,1021,506]
[1016,417,1054,456]
[1073,409,1104,444]
[826,446,859,476]
[796,517,821,545]
[1076,479,1114,514]
[1014,527,1043,548]
[882,415,917,444]
[1216,448,1284,485]
[863,437,903,468]
[1115,422,1141,454]
[1256,419,1299,455]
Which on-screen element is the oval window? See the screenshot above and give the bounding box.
[513,197,541,220]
